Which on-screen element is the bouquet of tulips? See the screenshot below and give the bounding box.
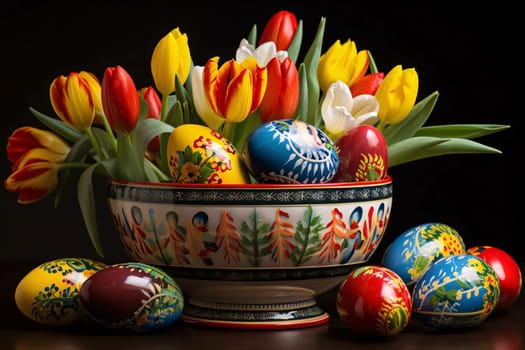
[4,10,509,256]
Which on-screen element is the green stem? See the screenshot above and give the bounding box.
[145,159,171,181]
[85,127,106,160]
[160,94,170,122]
[99,114,117,151]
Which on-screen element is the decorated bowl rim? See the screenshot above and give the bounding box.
[106,175,392,190]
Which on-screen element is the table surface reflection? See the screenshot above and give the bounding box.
[1,260,523,350]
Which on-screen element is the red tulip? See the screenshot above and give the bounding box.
[139,86,162,153]
[258,10,298,51]
[101,65,140,135]
[258,56,299,123]
[350,72,384,96]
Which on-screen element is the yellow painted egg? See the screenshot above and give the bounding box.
[167,123,250,184]
[14,257,106,326]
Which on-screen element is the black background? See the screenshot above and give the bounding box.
[0,1,520,264]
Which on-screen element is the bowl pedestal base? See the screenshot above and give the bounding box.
[174,282,335,329]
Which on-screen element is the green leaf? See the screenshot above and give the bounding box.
[116,133,144,181]
[388,136,502,167]
[295,63,309,122]
[368,51,378,74]
[29,107,83,143]
[383,91,440,145]
[165,100,184,128]
[91,127,118,161]
[302,16,325,125]
[414,124,510,139]
[247,24,257,46]
[54,134,92,208]
[77,163,104,257]
[134,118,175,181]
[287,19,303,63]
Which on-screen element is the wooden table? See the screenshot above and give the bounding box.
[1,260,523,350]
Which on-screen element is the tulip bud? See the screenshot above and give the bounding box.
[101,65,140,135]
[258,10,298,51]
[375,65,419,126]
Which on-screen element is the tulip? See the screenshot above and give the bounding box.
[350,72,384,97]
[78,71,105,125]
[202,56,267,123]
[50,72,97,131]
[151,27,191,96]
[101,65,141,135]
[6,127,70,167]
[5,143,71,204]
[321,81,379,141]
[192,66,224,130]
[318,39,369,93]
[236,39,288,67]
[258,56,299,123]
[258,10,298,51]
[139,86,162,153]
[375,65,419,128]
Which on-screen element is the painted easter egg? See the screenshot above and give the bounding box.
[467,245,522,310]
[381,222,466,290]
[412,254,500,329]
[242,119,339,184]
[336,265,412,336]
[14,257,106,326]
[78,262,184,332]
[166,124,250,184]
[331,125,388,182]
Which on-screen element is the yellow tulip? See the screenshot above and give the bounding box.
[49,72,96,131]
[5,148,68,204]
[151,27,191,96]
[375,65,419,127]
[79,71,105,124]
[318,39,369,93]
[202,56,267,123]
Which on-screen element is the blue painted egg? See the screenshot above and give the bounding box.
[79,262,184,332]
[381,222,466,290]
[242,119,339,184]
[412,254,500,329]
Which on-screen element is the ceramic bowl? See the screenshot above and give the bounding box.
[105,176,393,329]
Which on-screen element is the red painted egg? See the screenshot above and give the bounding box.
[331,125,388,182]
[466,246,522,310]
[336,265,412,336]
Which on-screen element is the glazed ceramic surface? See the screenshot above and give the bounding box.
[381,222,466,289]
[106,177,393,329]
[412,254,500,329]
[79,262,184,332]
[14,258,106,326]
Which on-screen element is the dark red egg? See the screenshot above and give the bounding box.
[79,262,184,332]
[332,125,388,182]
[336,265,412,336]
[467,246,522,310]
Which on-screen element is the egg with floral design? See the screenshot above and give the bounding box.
[381,222,466,290]
[467,245,522,310]
[167,124,250,184]
[242,119,339,184]
[78,262,184,332]
[336,265,412,336]
[412,254,500,329]
[331,125,388,182]
[14,258,106,326]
